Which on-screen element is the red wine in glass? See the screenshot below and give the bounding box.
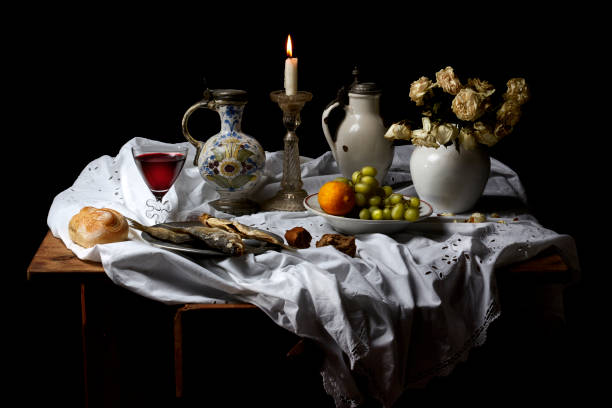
[133,147,188,201]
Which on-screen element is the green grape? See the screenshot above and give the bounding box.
[368,205,380,214]
[404,207,420,221]
[368,195,382,207]
[360,175,378,187]
[351,170,362,184]
[354,182,372,194]
[391,203,405,220]
[334,177,349,184]
[361,166,378,177]
[389,193,404,205]
[371,208,383,220]
[409,197,420,208]
[355,192,367,207]
[359,208,371,220]
[382,185,393,197]
[382,207,392,220]
[383,197,392,207]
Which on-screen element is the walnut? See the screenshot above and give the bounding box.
[315,234,356,257]
[284,227,312,249]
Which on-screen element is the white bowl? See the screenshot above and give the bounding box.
[303,193,433,235]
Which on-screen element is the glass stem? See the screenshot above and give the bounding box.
[281,131,303,192]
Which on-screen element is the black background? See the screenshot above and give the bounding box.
[14,4,606,406]
[16,9,599,255]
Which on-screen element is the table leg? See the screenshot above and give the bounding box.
[172,303,258,399]
[173,306,184,398]
[80,283,89,408]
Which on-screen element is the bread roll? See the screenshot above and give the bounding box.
[69,207,128,248]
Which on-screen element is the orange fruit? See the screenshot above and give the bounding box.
[318,181,356,216]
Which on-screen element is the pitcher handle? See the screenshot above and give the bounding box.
[321,101,341,162]
[182,94,216,166]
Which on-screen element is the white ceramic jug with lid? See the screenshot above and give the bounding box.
[321,79,394,183]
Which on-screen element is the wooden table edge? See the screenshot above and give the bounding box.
[27,229,573,286]
[27,231,105,279]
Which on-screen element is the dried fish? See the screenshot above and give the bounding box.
[127,217,244,256]
[199,213,292,250]
[199,213,235,232]
[126,217,193,244]
[161,224,244,256]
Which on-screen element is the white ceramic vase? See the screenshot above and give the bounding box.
[409,144,490,213]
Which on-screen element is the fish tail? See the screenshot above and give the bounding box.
[125,217,147,231]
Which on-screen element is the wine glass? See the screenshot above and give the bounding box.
[132,144,188,223]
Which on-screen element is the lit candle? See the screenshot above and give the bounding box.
[284,34,298,96]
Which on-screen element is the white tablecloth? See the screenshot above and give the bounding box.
[48,137,579,408]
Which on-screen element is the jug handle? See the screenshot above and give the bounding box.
[321,86,348,163]
[182,90,215,166]
[321,101,340,162]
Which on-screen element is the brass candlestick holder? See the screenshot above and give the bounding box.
[262,90,313,211]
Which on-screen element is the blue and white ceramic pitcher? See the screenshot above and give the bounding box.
[182,88,266,215]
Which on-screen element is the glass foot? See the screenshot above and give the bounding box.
[262,189,308,212]
[210,197,260,216]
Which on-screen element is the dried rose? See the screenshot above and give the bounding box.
[458,127,478,150]
[452,88,485,121]
[467,78,495,97]
[496,100,522,127]
[411,117,438,147]
[411,133,438,148]
[384,122,412,140]
[504,78,530,105]
[409,76,434,106]
[494,122,513,140]
[432,122,459,145]
[473,121,499,146]
[435,66,462,95]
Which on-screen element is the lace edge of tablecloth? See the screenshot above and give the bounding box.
[319,298,501,408]
[407,297,501,385]
[321,370,362,408]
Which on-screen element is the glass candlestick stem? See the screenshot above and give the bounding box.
[263,90,313,211]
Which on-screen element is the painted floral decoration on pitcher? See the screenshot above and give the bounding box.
[199,105,264,192]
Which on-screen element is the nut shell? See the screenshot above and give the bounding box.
[284,227,312,249]
[315,233,356,257]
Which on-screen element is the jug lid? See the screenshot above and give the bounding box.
[349,82,381,95]
[210,89,248,104]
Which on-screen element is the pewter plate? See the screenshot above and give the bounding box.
[139,221,283,256]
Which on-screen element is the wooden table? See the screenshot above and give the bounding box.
[27,231,571,281]
[27,231,574,407]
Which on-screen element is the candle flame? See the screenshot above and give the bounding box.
[286,35,293,58]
